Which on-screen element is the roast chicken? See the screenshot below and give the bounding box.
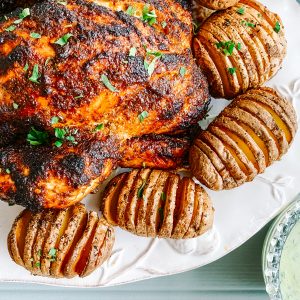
[0,0,210,210]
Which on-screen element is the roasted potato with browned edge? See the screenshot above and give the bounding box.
[193,0,287,99]
[7,203,115,278]
[192,0,215,26]
[194,0,239,10]
[102,169,214,239]
[190,87,297,190]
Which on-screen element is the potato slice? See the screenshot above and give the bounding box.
[7,210,32,267]
[135,170,161,236]
[23,212,42,272]
[102,170,214,239]
[189,143,224,190]
[7,204,114,279]
[190,87,297,190]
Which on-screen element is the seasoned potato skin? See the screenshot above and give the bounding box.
[194,0,239,10]
[190,87,298,190]
[193,0,287,99]
[7,204,114,278]
[102,169,214,239]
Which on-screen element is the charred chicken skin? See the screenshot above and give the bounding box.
[0,0,210,210]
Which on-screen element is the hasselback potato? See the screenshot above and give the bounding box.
[102,169,214,239]
[8,204,114,278]
[192,1,215,26]
[193,0,287,99]
[190,87,297,190]
[194,0,239,10]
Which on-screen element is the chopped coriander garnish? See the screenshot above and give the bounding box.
[241,20,256,28]
[129,47,137,57]
[37,249,42,257]
[94,123,104,132]
[138,111,149,122]
[141,4,157,26]
[27,127,49,146]
[274,21,281,33]
[23,63,29,71]
[35,262,41,267]
[30,32,41,39]
[5,25,16,32]
[55,128,67,140]
[215,41,240,56]
[161,21,167,28]
[236,7,245,15]
[29,64,40,83]
[5,169,11,174]
[137,180,146,199]
[45,57,51,66]
[228,67,237,75]
[54,140,63,147]
[101,74,118,92]
[144,49,163,76]
[180,67,187,77]
[51,116,59,125]
[237,42,242,51]
[48,248,57,262]
[54,33,73,46]
[161,192,166,201]
[14,8,30,24]
[126,5,136,16]
[12,102,19,109]
[74,94,84,99]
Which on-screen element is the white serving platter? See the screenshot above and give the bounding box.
[0,0,299,288]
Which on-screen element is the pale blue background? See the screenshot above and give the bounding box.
[0,225,270,300]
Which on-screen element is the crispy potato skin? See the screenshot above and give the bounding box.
[7,203,115,278]
[190,87,298,190]
[193,0,287,99]
[194,0,239,10]
[102,169,214,239]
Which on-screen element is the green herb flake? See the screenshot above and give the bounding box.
[23,63,29,72]
[51,116,60,125]
[137,180,146,199]
[180,67,187,77]
[29,64,40,84]
[27,127,49,146]
[236,7,245,15]
[5,169,11,174]
[126,5,136,16]
[54,140,63,148]
[228,67,237,75]
[5,25,16,32]
[54,33,73,46]
[35,262,41,267]
[94,123,104,132]
[37,249,42,257]
[30,32,41,39]
[13,8,30,24]
[55,128,67,140]
[129,47,137,57]
[141,4,157,26]
[101,74,118,92]
[138,111,149,123]
[74,94,84,99]
[48,248,57,262]
[237,42,242,51]
[215,41,237,56]
[161,21,167,28]
[144,50,163,76]
[241,20,256,28]
[12,102,19,109]
[274,21,281,33]
[161,192,166,201]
